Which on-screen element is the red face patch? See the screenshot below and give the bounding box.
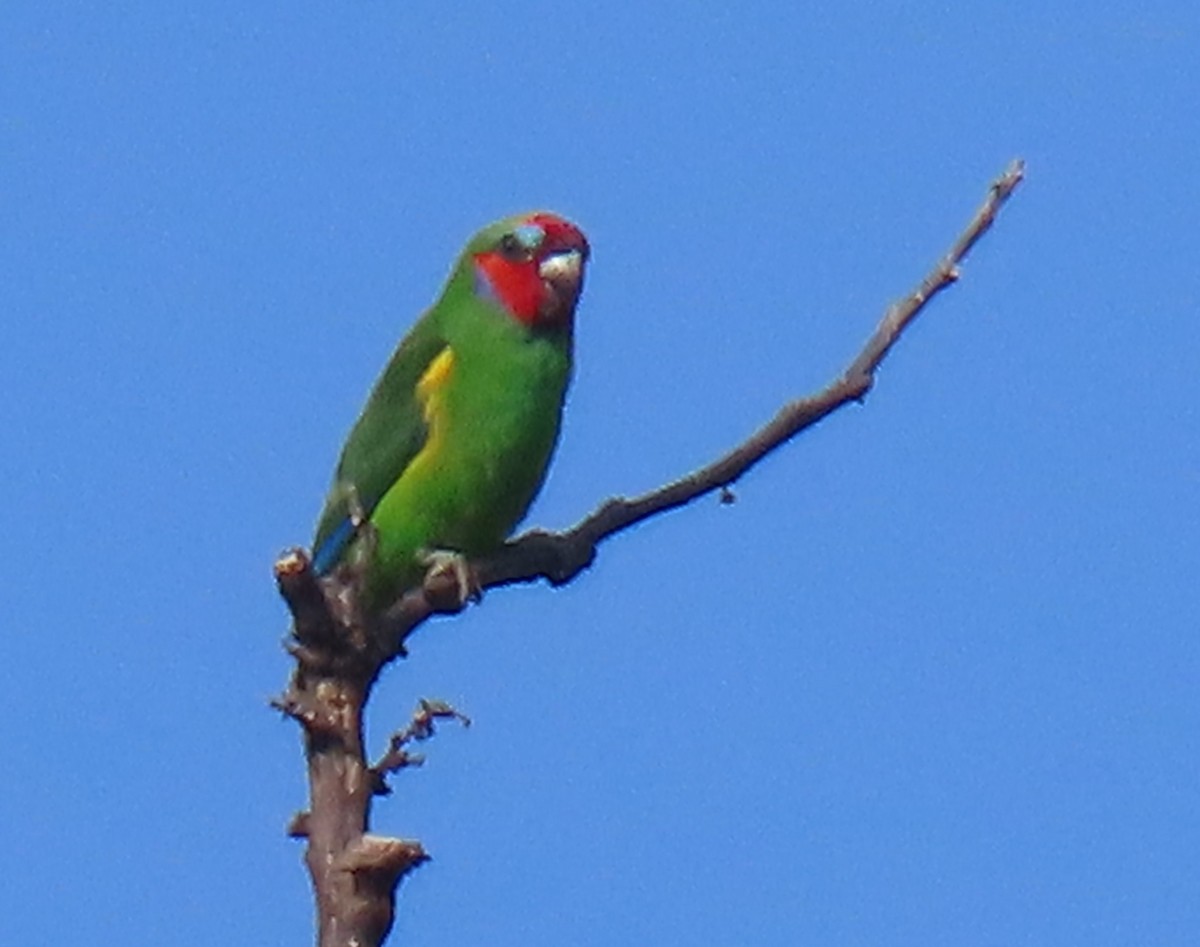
[472,214,589,327]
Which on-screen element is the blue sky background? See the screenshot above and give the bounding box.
[3,3,1198,945]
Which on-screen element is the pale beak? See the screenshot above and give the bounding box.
[538,249,584,287]
[537,249,586,324]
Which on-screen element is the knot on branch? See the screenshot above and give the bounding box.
[338,834,430,878]
[272,676,364,746]
[286,811,310,839]
[326,836,429,947]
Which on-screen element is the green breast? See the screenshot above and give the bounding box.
[366,297,572,599]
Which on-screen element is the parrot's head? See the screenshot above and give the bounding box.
[468,212,589,331]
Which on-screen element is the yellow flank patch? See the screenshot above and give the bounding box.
[417,346,455,409]
[409,346,455,473]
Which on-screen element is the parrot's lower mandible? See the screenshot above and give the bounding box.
[311,212,590,609]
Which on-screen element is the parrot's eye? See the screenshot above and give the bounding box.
[497,233,526,259]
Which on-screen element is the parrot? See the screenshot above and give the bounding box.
[310,211,590,610]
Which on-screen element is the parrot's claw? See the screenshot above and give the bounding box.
[418,549,481,606]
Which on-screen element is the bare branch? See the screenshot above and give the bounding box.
[376,159,1026,654]
[274,160,1025,946]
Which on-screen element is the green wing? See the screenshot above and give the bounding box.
[312,309,446,573]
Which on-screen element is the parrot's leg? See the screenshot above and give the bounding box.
[417,549,481,606]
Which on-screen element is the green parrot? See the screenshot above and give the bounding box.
[311,211,590,608]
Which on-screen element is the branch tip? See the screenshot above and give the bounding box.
[274,546,311,579]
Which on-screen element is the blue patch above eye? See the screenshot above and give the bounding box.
[512,223,545,250]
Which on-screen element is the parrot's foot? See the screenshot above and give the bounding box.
[418,549,481,607]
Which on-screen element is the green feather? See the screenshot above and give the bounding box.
[312,213,582,608]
